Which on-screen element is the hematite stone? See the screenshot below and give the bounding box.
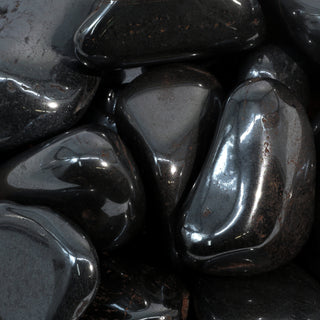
[0,202,99,320]
[0,0,100,151]
[81,254,189,320]
[177,79,316,275]
[278,0,320,65]
[115,64,223,256]
[239,44,309,104]
[193,264,320,320]
[0,126,145,250]
[74,0,264,68]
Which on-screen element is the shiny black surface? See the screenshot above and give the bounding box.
[177,79,316,275]
[279,0,320,64]
[0,202,99,320]
[74,0,264,68]
[0,126,145,250]
[82,254,189,320]
[115,64,223,254]
[239,44,309,104]
[0,0,100,151]
[193,264,320,320]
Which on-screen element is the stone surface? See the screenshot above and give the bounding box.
[177,78,316,275]
[74,0,264,68]
[0,126,145,250]
[0,201,99,320]
[115,64,223,256]
[0,0,100,151]
[239,44,309,104]
[279,0,320,64]
[82,254,189,320]
[193,264,320,320]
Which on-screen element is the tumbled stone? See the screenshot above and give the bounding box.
[0,0,100,151]
[239,44,309,104]
[177,78,316,275]
[193,264,320,320]
[82,254,189,320]
[74,0,264,68]
[0,202,99,320]
[0,125,145,250]
[115,64,223,254]
[278,0,320,65]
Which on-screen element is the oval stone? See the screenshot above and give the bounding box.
[0,202,99,320]
[74,0,264,68]
[0,126,145,250]
[177,79,316,275]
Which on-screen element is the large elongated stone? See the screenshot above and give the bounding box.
[0,0,100,151]
[0,202,99,320]
[74,0,264,68]
[177,79,316,275]
[193,265,320,320]
[0,126,145,250]
[115,65,223,253]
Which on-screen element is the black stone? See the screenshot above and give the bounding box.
[115,64,223,257]
[74,0,265,68]
[177,79,316,275]
[193,264,320,320]
[279,0,320,65]
[0,0,100,151]
[239,44,309,104]
[0,126,145,250]
[0,201,99,320]
[81,254,189,320]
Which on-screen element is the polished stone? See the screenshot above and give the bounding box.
[82,254,189,320]
[0,202,99,320]
[74,0,264,68]
[0,126,145,250]
[115,64,223,253]
[0,0,100,151]
[278,0,320,64]
[177,78,316,275]
[239,44,309,104]
[193,264,320,320]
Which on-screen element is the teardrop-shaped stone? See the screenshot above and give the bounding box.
[193,264,320,319]
[177,79,315,275]
[74,0,264,68]
[278,0,320,64]
[81,254,189,320]
[0,126,145,250]
[0,201,99,320]
[0,0,100,151]
[115,64,223,253]
[239,44,309,104]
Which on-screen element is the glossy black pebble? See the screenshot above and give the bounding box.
[239,44,309,104]
[0,0,100,151]
[82,254,189,320]
[74,0,264,68]
[0,202,99,320]
[193,264,320,320]
[177,79,316,275]
[0,125,145,250]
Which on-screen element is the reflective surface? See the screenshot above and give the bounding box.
[0,126,145,250]
[177,79,316,275]
[0,0,100,151]
[239,44,309,104]
[82,254,189,320]
[115,64,223,254]
[74,0,264,68]
[193,264,320,320]
[0,202,99,320]
[279,0,320,64]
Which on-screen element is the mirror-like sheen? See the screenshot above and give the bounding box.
[177,79,316,275]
